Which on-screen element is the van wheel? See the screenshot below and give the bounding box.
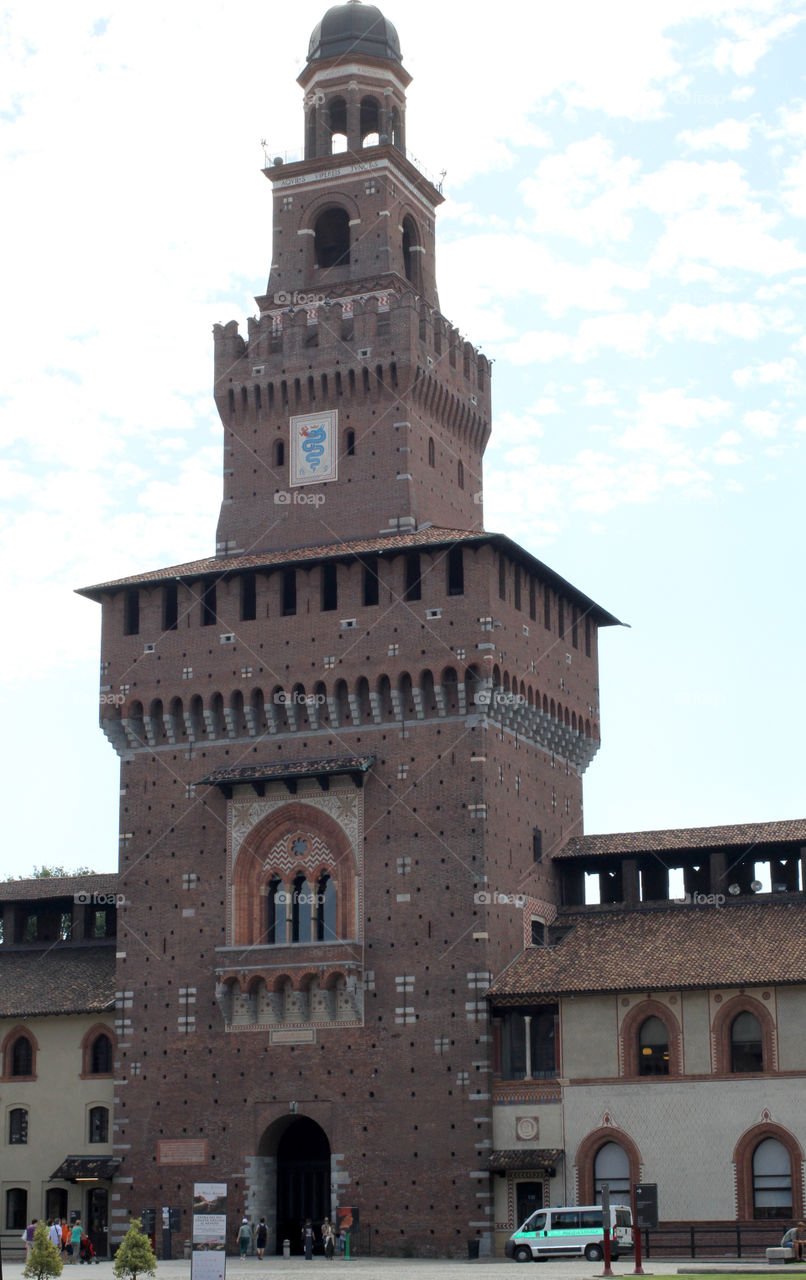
[514,1246,533,1263]
[584,1244,603,1262]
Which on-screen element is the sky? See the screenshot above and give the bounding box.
[1,0,805,881]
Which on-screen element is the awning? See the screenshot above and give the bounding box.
[199,755,374,795]
[50,1156,120,1182]
[487,1148,562,1173]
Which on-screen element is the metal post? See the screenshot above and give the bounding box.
[601,1184,613,1278]
[631,1185,644,1276]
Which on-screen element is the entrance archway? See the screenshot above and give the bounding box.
[254,1116,331,1255]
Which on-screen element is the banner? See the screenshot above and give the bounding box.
[289,410,338,487]
[191,1183,227,1280]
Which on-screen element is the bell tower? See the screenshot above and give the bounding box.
[213,1,490,556]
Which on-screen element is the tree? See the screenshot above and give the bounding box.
[23,1221,63,1280]
[3,865,95,882]
[113,1219,157,1280]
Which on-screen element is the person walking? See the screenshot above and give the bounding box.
[238,1219,252,1259]
[49,1220,63,1251]
[70,1219,83,1265]
[322,1218,334,1260]
[302,1219,315,1260]
[255,1218,268,1260]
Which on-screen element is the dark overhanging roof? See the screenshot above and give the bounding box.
[198,755,375,796]
[488,1148,562,1173]
[76,527,622,627]
[50,1156,120,1182]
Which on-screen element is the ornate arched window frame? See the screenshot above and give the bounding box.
[733,1122,803,1220]
[575,1126,642,1205]
[80,1024,116,1078]
[1,1027,38,1081]
[619,999,682,1077]
[712,993,776,1075]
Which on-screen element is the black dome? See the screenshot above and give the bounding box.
[307,2,402,64]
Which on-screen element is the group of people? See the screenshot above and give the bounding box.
[236,1215,346,1260]
[22,1219,97,1264]
[302,1217,343,1261]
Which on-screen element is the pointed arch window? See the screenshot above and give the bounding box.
[316,874,338,942]
[267,878,287,945]
[11,1036,32,1077]
[91,1033,113,1075]
[292,875,313,944]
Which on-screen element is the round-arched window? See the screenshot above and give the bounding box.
[753,1137,792,1218]
[594,1142,630,1202]
[731,1011,763,1073]
[638,1016,669,1076]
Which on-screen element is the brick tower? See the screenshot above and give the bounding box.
[80,1,618,1258]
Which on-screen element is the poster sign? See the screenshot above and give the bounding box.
[289,410,338,487]
[191,1183,227,1280]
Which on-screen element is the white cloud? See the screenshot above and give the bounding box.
[659,301,767,342]
[678,119,753,151]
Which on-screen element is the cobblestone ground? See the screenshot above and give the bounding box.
[0,1258,781,1280]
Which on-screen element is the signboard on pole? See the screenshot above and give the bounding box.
[191,1183,227,1280]
[635,1183,659,1230]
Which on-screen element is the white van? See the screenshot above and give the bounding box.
[505,1203,634,1263]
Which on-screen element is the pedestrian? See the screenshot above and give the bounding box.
[70,1219,83,1265]
[255,1218,268,1260]
[61,1219,70,1257]
[302,1218,315,1260]
[23,1220,38,1259]
[322,1218,334,1261]
[794,1221,806,1262]
[238,1218,252,1259]
[49,1220,63,1251]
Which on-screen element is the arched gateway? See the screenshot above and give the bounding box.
[251,1116,332,1255]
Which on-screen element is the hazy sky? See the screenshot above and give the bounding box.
[1,0,805,880]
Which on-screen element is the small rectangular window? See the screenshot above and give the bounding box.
[240,572,257,622]
[498,555,506,601]
[163,582,178,631]
[201,582,217,627]
[321,562,338,612]
[404,554,421,602]
[363,557,380,606]
[123,589,140,636]
[282,569,297,616]
[447,546,464,596]
[9,1109,28,1145]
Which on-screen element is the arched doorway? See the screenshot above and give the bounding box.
[255,1116,331,1255]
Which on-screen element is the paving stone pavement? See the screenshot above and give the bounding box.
[0,1257,781,1280]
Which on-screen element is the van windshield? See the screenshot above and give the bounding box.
[523,1213,546,1233]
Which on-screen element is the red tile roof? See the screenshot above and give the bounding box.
[557,818,806,859]
[487,899,806,999]
[0,946,116,1017]
[0,872,119,902]
[76,528,621,625]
